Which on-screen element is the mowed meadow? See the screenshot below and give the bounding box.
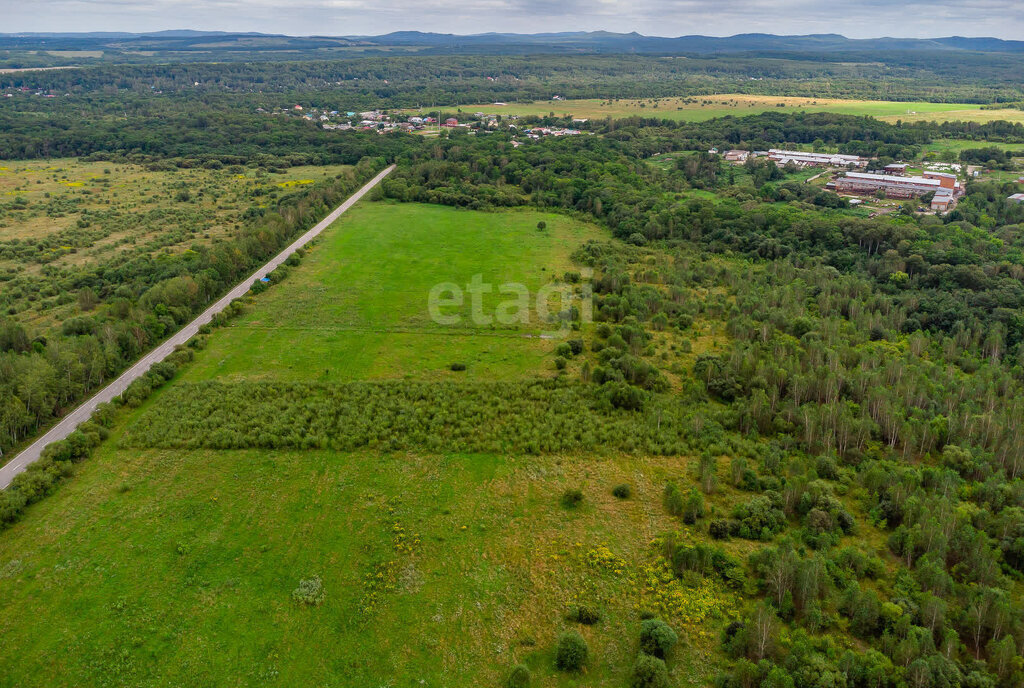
[181,201,602,382]
[0,200,743,686]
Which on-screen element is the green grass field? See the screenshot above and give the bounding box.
[0,438,741,687]
[920,139,1024,154]
[0,201,744,687]
[419,94,1024,125]
[183,201,602,383]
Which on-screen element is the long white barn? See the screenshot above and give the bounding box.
[768,149,868,168]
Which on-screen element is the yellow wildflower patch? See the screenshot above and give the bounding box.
[637,558,739,639]
[585,545,628,574]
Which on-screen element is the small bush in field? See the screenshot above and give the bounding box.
[555,631,588,671]
[682,488,705,524]
[569,605,602,625]
[631,653,670,688]
[612,483,632,499]
[639,618,678,659]
[709,519,732,540]
[292,575,325,605]
[561,488,584,508]
[663,482,684,516]
[506,663,531,688]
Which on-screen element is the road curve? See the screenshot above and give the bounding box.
[0,164,395,490]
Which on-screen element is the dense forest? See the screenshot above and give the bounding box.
[5,52,1024,108]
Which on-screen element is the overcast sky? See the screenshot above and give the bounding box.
[2,0,1022,40]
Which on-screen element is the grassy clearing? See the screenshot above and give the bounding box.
[183,201,603,382]
[423,94,1003,124]
[0,422,744,686]
[0,159,344,244]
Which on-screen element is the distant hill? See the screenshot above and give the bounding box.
[2,30,1023,57]
[344,31,1024,54]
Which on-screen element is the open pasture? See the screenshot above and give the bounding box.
[182,202,603,382]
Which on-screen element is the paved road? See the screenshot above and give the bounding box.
[0,164,395,490]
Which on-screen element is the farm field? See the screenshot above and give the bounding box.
[0,159,351,331]
[879,108,1024,124]
[920,138,1024,158]
[423,94,1018,124]
[181,201,603,383]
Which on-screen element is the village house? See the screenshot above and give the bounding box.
[723,150,750,163]
[1009,193,1024,204]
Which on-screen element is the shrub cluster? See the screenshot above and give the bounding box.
[292,575,325,605]
[124,380,728,456]
[554,631,588,672]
